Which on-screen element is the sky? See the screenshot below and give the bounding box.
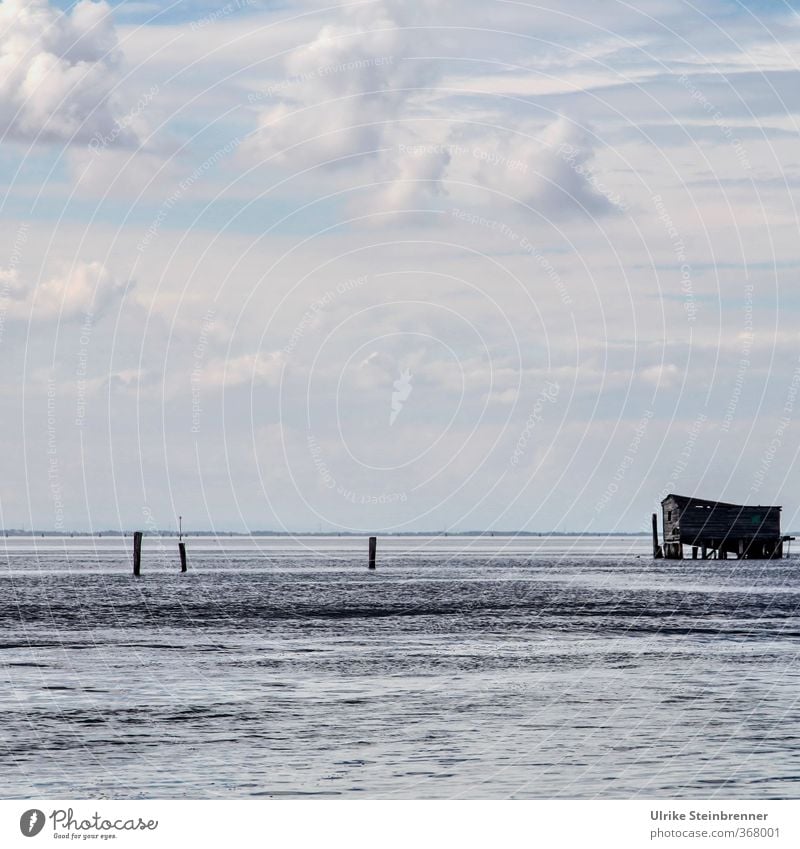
[2,0,800,533]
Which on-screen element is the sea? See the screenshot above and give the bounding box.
[1,535,799,799]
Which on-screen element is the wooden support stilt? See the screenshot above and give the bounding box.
[368,536,377,570]
[701,546,707,560]
[692,546,698,559]
[652,513,663,558]
[738,539,745,558]
[133,531,143,576]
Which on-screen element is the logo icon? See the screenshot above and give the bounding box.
[20,809,45,837]
[390,368,413,425]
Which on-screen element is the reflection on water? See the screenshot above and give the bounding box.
[1,536,799,798]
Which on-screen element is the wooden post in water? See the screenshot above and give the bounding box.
[133,531,143,576]
[368,536,377,570]
[651,514,663,559]
[178,515,187,573]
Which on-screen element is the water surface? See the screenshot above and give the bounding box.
[1,535,798,798]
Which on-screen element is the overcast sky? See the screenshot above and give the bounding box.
[2,0,800,533]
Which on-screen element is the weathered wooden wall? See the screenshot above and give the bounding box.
[662,494,781,545]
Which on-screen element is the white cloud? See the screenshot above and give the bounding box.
[370,144,452,211]
[0,266,27,301]
[240,0,622,219]
[204,352,286,388]
[243,4,423,170]
[0,261,130,321]
[0,0,125,144]
[460,117,622,215]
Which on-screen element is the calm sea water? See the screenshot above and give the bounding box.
[1,535,799,799]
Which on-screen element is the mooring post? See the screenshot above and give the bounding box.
[178,515,187,573]
[651,513,663,559]
[133,531,143,576]
[368,536,377,570]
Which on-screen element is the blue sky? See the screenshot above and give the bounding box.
[3,0,800,533]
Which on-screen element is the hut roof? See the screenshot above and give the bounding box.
[661,493,780,511]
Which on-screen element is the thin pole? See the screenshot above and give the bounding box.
[133,531,142,576]
[178,516,187,572]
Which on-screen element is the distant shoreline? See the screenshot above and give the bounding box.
[2,530,655,538]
